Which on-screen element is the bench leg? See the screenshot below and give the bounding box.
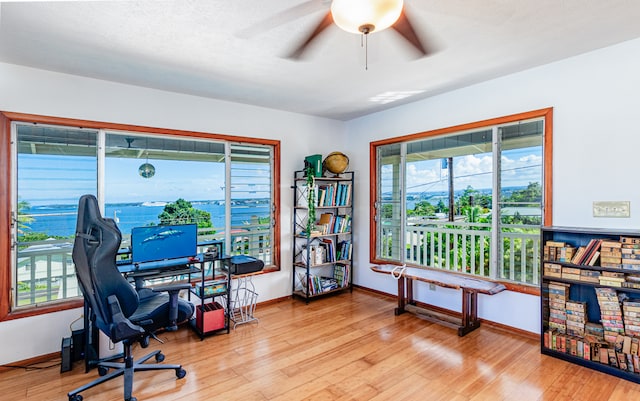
[458,289,480,336]
[406,277,415,305]
[394,276,406,315]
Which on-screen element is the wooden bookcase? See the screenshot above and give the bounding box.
[292,170,353,302]
[541,226,640,383]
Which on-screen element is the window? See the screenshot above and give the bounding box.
[1,112,280,317]
[371,109,552,286]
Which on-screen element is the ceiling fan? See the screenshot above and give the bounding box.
[242,0,433,61]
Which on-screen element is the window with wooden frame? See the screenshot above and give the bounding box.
[370,108,552,290]
[0,112,280,320]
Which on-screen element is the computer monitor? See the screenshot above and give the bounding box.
[130,223,198,264]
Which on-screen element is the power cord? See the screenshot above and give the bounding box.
[1,359,61,371]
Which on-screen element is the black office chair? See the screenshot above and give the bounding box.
[68,195,195,401]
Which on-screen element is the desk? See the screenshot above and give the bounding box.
[371,264,506,336]
[118,256,201,290]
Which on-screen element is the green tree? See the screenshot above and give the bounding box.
[458,185,491,209]
[381,203,393,219]
[16,199,34,235]
[507,181,542,203]
[502,182,542,225]
[407,200,436,217]
[158,198,212,228]
[435,199,447,214]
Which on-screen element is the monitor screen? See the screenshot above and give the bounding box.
[131,224,198,264]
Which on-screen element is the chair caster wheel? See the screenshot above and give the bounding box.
[69,395,83,401]
[155,352,165,363]
[126,397,137,401]
[98,366,109,376]
[176,368,186,379]
[140,336,150,348]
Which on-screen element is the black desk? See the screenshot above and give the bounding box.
[118,256,198,288]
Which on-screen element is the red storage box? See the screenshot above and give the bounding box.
[196,302,225,332]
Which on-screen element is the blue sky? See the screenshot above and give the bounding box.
[400,146,542,194]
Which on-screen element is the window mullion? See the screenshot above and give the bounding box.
[400,143,407,264]
[490,126,501,279]
[224,142,232,254]
[97,129,106,213]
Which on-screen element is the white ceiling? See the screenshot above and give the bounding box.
[1,0,640,121]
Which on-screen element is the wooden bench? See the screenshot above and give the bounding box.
[371,265,506,336]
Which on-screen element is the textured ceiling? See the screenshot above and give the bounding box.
[1,0,640,120]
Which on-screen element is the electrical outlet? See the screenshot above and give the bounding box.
[429,283,436,291]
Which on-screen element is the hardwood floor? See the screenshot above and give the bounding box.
[3,289,640,400]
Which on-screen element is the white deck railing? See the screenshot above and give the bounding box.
[15,228,271,307]
[383,221,540,285]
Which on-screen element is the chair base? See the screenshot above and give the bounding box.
[67,343,186,401]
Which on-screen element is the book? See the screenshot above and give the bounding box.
[601,240,622,248]
[587,251,600,266]
[621,236,640,244]
[579,239,603,265]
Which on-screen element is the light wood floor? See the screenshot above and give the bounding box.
[3,289,640,400]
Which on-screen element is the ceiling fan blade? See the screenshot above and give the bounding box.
[237,0,328,39]
[287,11,334,60]
[391,9,430,57]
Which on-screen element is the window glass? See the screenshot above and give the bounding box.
[15,124,98,306]
[9,120,279,311]
[229,144,273,263]
[104,133,226,253]
[498,121,543,283]
[376,143,402,261]
[374,116,546,285]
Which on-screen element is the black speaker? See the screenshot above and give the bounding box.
[227,255,264,275]
[61,337,72,373]
[71,329,85,361]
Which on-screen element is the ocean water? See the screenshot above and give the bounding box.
[22,202,269,238]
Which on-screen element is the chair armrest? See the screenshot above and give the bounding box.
[151,283,191,294]
[107,294,145,342]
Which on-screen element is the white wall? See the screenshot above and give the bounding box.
[0,62,346,365]
[345,37,640,335]
[3,35,640,364]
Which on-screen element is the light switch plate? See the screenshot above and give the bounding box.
[593,201,630,218]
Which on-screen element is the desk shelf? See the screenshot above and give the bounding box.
[186,251,231,340]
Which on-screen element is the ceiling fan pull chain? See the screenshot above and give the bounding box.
[363,33,368,71]
[366,34,369,70]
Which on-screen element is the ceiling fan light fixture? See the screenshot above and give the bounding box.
[331,0,404,35]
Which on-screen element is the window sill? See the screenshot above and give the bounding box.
[2,298,84,322]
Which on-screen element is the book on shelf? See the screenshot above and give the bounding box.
[333,263,349,288]
[561,266,581,281]
[578,239,603,265]
[544,263,562,278]
[601,247,623,258]
[320,237,336,262]
[621,236,640,245]
[601,240,622,249]
[587,250,600,266]
[543,241,576,262]
[337,239,352,261]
